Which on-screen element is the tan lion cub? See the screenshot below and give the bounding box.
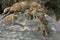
[2,1,40,19]
[4,15,17,24]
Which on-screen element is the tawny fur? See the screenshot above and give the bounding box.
[39,6,47,25]
[32,6,48,36]
[2,1,29,19]
[40,13,46,23]
[30,2,39,7]
[24,7,38,20]
[24,10,31,20]
[37,5,47,12]
[2,7,10,15]
[39,23,48,36]
[30,7,37,19]
[2,1,40,19]
[4,15,17,24]
[33,23,48,37]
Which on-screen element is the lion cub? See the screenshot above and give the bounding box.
[2,1,40,19]
[38,5,47,25]
[4,15,17,24]
[24,8,37,20]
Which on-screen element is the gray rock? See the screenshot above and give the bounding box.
[0,13,60,40]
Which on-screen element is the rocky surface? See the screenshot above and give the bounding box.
[0,13,60,40]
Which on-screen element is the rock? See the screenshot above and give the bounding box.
[0,12,60,40]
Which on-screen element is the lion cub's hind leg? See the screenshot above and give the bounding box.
[39,23,48,37]
[33,23,48,37]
